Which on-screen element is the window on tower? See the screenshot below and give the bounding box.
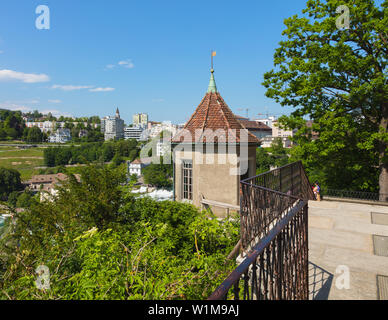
[182,160,193,200]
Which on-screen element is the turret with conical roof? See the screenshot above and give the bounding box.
[171,67,259,145]
[171,57,259,216]
[115,107,120,118]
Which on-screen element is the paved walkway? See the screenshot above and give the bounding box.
[308,200,388,300]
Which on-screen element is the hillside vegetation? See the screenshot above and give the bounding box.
[0,164,239,300]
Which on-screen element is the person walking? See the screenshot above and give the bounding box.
[313,182,321,201]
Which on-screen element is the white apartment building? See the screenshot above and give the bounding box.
[127,159,147,176]
[102,108,125,141]
[156,140,171,157]
[48,128,71,143]
[124,126,144,141]
[255,116,276,128]
[25,121,55,133]
[261,136,292,148]
[272,120,296,139]
[147,121,178,139]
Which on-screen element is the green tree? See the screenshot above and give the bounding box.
[0,128,7,140]
[0,167,23,200]
[43,148,56,167]
[32,110,42,120]
[0,165,238,300]
[16,190,36,208]
[25,126,44,143]
[270,138,289,168]
[256,148,274,174]
[7,191,20,207]
[111,152,124,167]
[263,0,387,199]
[143,159,173,189]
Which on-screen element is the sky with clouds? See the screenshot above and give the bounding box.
[0,0,316,123]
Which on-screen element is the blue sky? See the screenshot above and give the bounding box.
[0,0,310,124]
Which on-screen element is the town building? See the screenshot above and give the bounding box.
[25,173,80,201]
[147,121,178,139]
[127,158,148,176]
[48,128,71,143]
[258,120,296,148]
[234,115,249,121]
[171,67,260,216]
[306,120,319,140]
[124,126,144,141]
[237,118,272,140]
[133,113,148,127]
[272,120,296,139]
[261,136,292,148]
[102,108,125,141]
[156,139,171,157]
[25,121,55,133]
[256,116,276,128]
[26,173,69,192]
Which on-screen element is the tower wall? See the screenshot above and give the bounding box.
[174,145,257,217]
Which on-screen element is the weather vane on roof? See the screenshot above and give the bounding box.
[211,50,216,71]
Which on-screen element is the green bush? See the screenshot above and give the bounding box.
[0,164,239,300]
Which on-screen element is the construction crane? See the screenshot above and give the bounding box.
[257,112,269,119]
[238,108,250,119]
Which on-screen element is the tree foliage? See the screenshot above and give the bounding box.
[256,139,290,174]
[263,0,387,196]
[0,110,25,141]
[143,159,173,189]
[0,165,238,300]
[23,126,45,143]
[43,140,140,167]
[0,167,23,200]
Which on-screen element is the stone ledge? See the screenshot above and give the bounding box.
[323,196,388,207]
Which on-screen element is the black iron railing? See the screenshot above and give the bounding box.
[208,161,314,300]
[240,161,314,252]
[322,189,388,202]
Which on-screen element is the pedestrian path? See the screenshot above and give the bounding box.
[308,200,388,300]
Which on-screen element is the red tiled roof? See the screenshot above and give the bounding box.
[234,115,249,120]
[26,173,81,189]
[238,119,272,131]
[171,92,260,144]
[29,173,68,184]
[131,158,142,164]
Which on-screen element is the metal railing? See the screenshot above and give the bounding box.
[208,161,314,300]
[322,189,388,202]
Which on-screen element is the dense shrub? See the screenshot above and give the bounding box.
[0,164,239,300]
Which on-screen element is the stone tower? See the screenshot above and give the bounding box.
[171,67,260,216]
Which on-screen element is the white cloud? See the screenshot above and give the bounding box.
[51,84,93,91]
[0,69,50,83]
[40,109,73,117]
[0,99,41,112]
[0,103,32,112]
[152,98,165,103]
[48,99,61,103]
[105,59,134,70]
[0,101,73,117]
[118,59,135,69]
[51,85,115,93]
[3,99,40,105]
[89,87,115,92]
[0,51,3,54]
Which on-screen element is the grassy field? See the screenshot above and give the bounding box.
[0,146,45,181]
